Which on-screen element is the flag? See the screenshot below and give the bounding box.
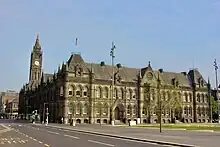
[75,38,78,46]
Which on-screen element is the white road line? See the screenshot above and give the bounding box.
[13,140,17,143]
[88,140,114,147]
[18,140,22,143]
[64,134,80,139]
[47,131,59,135]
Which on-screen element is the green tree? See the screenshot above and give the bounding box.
[210,96,218,120]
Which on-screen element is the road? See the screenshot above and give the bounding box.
[0,121,172,147]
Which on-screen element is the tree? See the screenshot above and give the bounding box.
[143,83,183,124]
[210,96,218,120]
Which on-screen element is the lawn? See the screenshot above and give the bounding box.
[131,124,220,131]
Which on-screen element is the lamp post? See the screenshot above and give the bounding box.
[110,42,116,125]
[213,59,220,123]
[43,102,49,124]
[157,72,162,133]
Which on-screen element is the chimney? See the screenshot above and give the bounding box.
[100,61,105,67]
[181,72,187,76]
[159,68,163,73]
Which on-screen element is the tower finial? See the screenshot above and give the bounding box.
[34,33,41,49]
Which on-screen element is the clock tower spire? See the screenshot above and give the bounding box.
[29,34,43,83]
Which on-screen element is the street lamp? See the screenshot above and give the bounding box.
[157,72,162,133]
[110,42,116,125]
[213,59,220,123]
[43,102,49,124]
[46,107,49,125]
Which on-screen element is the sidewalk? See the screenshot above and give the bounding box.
[39,123,220,147]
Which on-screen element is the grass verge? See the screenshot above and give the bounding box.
[128,124,220,131]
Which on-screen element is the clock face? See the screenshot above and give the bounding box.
[35,61,40,66]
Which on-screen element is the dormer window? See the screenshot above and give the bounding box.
[172,78,179,87]
[172,78,175,86]
[198,77,204,87]
[176,81,179,87]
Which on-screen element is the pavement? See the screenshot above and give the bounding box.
[40,123,220,147]
[0,119,172,147]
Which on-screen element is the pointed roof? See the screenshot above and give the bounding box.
[67,53,84,65]
[34,33,41,49]
[140,61,153,77]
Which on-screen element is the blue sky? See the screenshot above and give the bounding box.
[0,0,220,92]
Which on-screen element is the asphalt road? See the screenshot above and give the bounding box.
[0,124,43,146]
[1,122,173,147]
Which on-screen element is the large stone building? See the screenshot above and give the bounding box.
[1,90,19,114]
[19,35,212,124]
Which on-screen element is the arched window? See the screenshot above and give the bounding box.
[103,87,108,98]
[184,93,188,102]
[151,89,155,100]
[133,105,136,115]
[205,94,209,103]
[76,103,82,114]
[96,87,102,98]
[197,107,201,116]
[60,86,64,96]
[202,107,205,116]
[201,94,205,103]
[68,85,75,96]
[103,103,108,116]
[127,105,131,114]
[197,93,201,102]
[118,88,123,99]
[184,107,187,115]
[83,86,89,97]
[96,103,102,115]
[84,103,88,114]
[189,93,192,102]
[129,89,132,99]
[76,85,82,97]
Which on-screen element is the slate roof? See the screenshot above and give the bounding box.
[85,63,139,82]
[65,53,207,87]
[156,71,191,87]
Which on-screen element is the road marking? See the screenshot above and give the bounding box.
[64,134,80,139]
[45,144,50,146]
[47,131,59,135]
[88,140,114,146]
[13,141,17,143]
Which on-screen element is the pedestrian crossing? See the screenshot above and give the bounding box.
[0,137,28,144]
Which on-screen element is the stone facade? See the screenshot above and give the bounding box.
[19,35,212,124]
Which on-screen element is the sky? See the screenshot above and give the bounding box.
[0,0,220,92]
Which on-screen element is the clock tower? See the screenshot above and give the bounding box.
[29,34,43,83]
